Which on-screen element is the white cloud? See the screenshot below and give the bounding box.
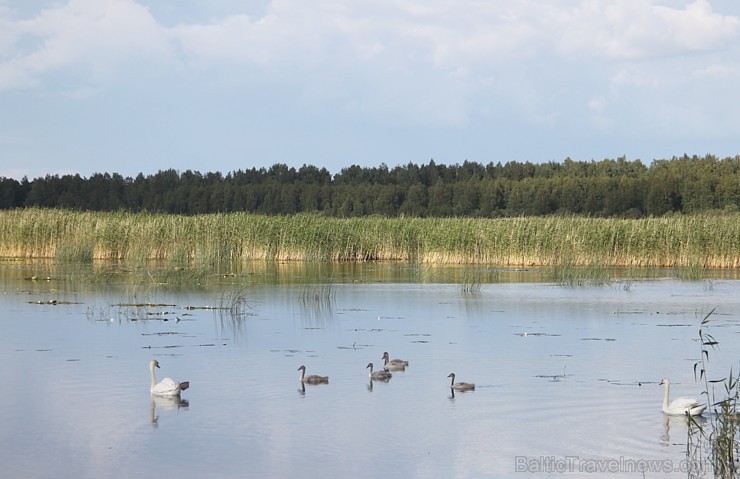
[0,0,174,89]
[557,0,740,59]
[659,0,740,51]
[3,1,739,95]
[1,0,740,179]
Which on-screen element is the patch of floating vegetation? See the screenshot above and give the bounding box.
[87,291,253,325]
[337,342,371,350]
[141,332,185,336]
[130,316,182,322]
[598,378,650,387]
[535,374,569,382]
[580,337,617,341]
[141,344,216,349]
[28,300,81,305]
[114,303,177,308]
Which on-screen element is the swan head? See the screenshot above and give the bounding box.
[447,373,455,379]
[382,352,389,360]
[659,378,669,386]
[150,359,160,369]
[366,363,374,370]
[297,365,306,372]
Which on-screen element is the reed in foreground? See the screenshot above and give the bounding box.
[688,309,740,478]
[0,208,738,268]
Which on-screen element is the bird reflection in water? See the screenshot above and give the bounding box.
[661,412,706,446]
[150,395,189,428]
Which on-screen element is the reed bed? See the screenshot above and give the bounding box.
[0,208,738,268]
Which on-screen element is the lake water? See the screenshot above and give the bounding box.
[1,261,739,478]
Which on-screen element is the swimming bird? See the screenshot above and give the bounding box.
[297,365,329,384]
[367,362,392,381]
[149,359,189,396]
[660,378,706,416]
[448,373,475,391]
[382,352,409,371]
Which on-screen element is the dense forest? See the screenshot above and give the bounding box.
[1,155,738,217]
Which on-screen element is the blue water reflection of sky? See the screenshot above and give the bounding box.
[1,270,738,478]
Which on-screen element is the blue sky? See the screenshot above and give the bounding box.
[2,0,740,180]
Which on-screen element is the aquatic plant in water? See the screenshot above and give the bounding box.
[687,309,740,478]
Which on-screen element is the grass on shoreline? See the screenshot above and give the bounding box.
[0,208,738,268]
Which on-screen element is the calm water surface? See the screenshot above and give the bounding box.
[1,262,739,478]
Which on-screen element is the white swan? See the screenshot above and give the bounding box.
[448,373,475,391]
[660,378,706,416]
[150,359,189,396]
[381,352,408,371]
[367,362,392,381]
[297,365,329,384]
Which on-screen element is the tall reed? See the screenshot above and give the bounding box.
[0,208,738,268]
[690,309,740,478]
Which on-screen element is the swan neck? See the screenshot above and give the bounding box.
[150,363,157,389]
[663,382,670,410]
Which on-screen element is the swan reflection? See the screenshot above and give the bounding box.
[661,412,706,446]
[448,385,477,401]
[366,378,392,392]
[150,395,189,428]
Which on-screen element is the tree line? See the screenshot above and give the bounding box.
[1,155,738,217]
